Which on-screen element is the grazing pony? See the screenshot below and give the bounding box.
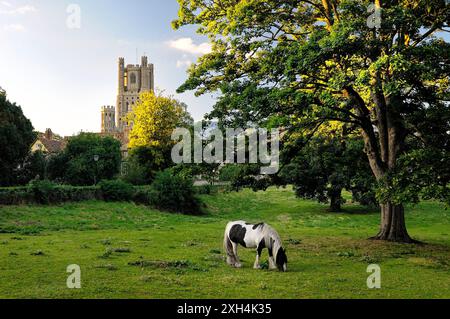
[224,221,288,272]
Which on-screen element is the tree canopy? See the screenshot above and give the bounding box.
[48,133,121,186]
[127,91,193,149]
[174,0,450,242]
[280,134,376,211]
[0,94,36,186]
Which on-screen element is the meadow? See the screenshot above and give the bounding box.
[0,187,449,299]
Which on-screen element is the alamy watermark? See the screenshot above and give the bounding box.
[171,122,280,175]
[367,264,381,289]
[67,264,81,289]
[66,4,81,29]
[367,2,382,30]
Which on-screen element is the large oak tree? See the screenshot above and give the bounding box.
[174,0,450,242]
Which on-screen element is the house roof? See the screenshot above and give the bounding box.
[38,137,66,153]
[33,130,67,153]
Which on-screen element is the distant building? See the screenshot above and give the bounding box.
[31,128,67,154]
[100,56,155,157]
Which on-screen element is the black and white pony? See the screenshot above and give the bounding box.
[224,221,288,272]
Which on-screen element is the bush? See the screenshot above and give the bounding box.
[123,146,174,185]
[57,186,101,202]
[0,187,33,205]
[0,185,102,205]
[194,184,222,195]
[48,133,122,186]
[121,160,148,186]
[132,187,152,205]
[219,164,242,182]
[29,180,56,204]
[195,184,213,195]
[149,170,201,214]
[99,180,134,202]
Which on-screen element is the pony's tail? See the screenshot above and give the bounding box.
[224,224,236,266]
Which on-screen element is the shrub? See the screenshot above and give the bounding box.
[121,160,148,186]
[194,184,221,195]
[0,187,33,205]
[28,180,56,204]
[195,184,213,195]
[48,133,122,186]
[132,187,152,205]
[53,185,101,202]
[149,170,201,214]
[219,164,242,182]
[99,180,134,202]
[123,146,174,185]
[0,185,101,205]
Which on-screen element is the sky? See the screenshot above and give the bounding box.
[0,0,216,136]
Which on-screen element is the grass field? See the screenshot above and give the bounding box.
[0,187,449,299]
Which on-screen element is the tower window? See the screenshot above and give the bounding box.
[130,73,137,84]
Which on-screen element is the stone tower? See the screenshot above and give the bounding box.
[101,106,116,133]
[116,56,154,131]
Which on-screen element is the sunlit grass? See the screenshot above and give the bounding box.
[0,187,448,298]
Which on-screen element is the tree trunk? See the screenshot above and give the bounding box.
[329,189,342,212]
[371,203,417,243]
[344,84,417,243]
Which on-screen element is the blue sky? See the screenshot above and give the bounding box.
[0,0,215,136]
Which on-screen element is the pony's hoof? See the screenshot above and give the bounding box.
[234,263,242,268]
[254,265,261,269]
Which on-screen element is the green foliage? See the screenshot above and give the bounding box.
[224,164,272,192]
[170,164,198,179]
[121,160,148,186]
[218,164,241,182]
[0,94,36,186]
[28,180,56,204]
[16,151,47,185]
[127,91,193,149]
[195,184,215,195]
[0,188,449,298]
[173,0,450,240]
[377,148,450,206]
[0,187,33,205]
[98,180,134,202]
[149,169,201,215]
[280,136,377,211]
[132,187,153,205]
[122,145,173,185]
[49,133,121,186]
[0,184,100,205]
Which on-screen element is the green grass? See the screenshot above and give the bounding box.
[0,187,449,299]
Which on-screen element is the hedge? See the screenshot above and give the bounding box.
[0,178,206,215]
[0,184,102,205]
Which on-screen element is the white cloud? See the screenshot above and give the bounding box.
[3,23,26,32]
[0,4,37,15]
[176,59,192,68]
[167,37,212,55]
[1,1,12,7]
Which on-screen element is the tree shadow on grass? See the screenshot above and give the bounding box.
[329,205,379,215]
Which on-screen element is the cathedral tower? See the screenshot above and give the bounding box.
[101,106,116,133]
[116,56,154,131]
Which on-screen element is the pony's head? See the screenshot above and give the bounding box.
[275,247,288,272]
